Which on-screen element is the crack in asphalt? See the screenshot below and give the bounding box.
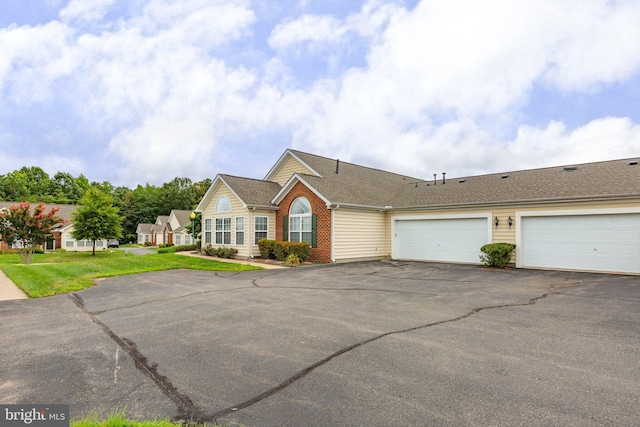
[210,290,557,421]
[68,293,215,425]
[68,265,579,426]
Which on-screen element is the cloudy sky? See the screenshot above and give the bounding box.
[1,0,640,187]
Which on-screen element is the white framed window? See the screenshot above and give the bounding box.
[236,216,245,246]
[77,239,85,247]
[254,216,268,244]
[204,218,212,244]
[289,197,312,244]
[216,196,232,212]
[65,234,74,248]
[145,235,149,243]
[185,235,191,245]
[96,240,104,247]
[175,235,181,245]
[216,217,231,245]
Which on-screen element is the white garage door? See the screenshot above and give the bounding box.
[394,218,488,263]
[521,214,640,274]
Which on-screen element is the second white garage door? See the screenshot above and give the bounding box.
[521,214,640,274]
[394,217,489,263]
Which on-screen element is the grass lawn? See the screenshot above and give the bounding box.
[0,251,262,298]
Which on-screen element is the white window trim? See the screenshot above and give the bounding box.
[204,218,212,245]
[215,217,232,245]
[216,195,232,212]
[254,216,268,245]
[289,197,312,244]
[235,216,245,246]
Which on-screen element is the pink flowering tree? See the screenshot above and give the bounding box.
[0,202,66,265]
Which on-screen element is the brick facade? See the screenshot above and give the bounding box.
[276,181,332,263]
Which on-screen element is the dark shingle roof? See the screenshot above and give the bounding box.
[390,158,640,208]
[0,202,77,223]
[219,175,282,208]
[286,150,420,207]
[171,210,193,232]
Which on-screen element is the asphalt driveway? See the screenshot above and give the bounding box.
[1,261,639,426]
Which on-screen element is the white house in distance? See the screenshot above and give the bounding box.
[0,202,108,252]
[137,210,195,246]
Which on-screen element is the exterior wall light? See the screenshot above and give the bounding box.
[494,216,499,228]
[508,216,513,228]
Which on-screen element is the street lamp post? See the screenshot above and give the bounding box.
[190,211,196,251]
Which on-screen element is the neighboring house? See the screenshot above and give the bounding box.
[0,202,108,252]
[136,223,153,245]
[195,149,640,275]
[150,215,169,245]
[161,210,195,246]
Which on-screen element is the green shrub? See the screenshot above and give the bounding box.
[201,245,238,258]
[273,241,311,262]
[257,239,276,259]
[480,243,516,268]
[285,253,301,266]
[143,241,154,247]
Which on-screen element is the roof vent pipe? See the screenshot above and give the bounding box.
[433,173,437,186]
[335,159,339,174]
[442,172,446,184]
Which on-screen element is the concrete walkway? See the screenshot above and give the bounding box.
[0,270,27,300]
[175,250,287,269]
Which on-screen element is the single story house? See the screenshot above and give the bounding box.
[136,223,153,245]
[161,210,195,246]
[139,210,195,246]
[195,149,640,275]
[0,202,108,252]
[150,215,169,246]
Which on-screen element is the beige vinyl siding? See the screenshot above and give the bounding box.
[333,209,389,261]
[201,184,251,257]
[271,156,315,186]
[249,210,276,256]
[391,200,640,265]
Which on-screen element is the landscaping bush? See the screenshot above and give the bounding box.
[480,243,516,268]
[201,245,238,259]
[285,253,301,266]
[258,239,276,259]
[174,244,197,252]
[143,241,154,247]
[273,241,310,262]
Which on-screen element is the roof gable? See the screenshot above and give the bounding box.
[264,149,322,185]
[195,175,282,212]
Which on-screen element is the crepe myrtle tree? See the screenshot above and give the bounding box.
[71,187,123,256]
[0,202,66,265]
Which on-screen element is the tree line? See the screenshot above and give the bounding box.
[0,166,212,243]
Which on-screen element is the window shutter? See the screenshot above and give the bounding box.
[311,214,317,248]
[282,216,288,241]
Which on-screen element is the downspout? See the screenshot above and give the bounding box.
[331,205,340,262]
[249,207,255,258]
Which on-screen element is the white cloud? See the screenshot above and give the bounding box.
[268,0,402,52]
[59,0,117,22]
[277,0,640,179]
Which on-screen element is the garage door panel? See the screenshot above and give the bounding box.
[522,214,640,274]
[395,218,488,263]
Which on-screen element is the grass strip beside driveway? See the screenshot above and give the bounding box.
[0,251,262,298]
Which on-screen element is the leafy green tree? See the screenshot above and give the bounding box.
[160,177,196,211]
[51,172,85,203]
[0,202,66,264]
[0,170,30,201]
[71,188,123,256]
[19,166,51,200]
